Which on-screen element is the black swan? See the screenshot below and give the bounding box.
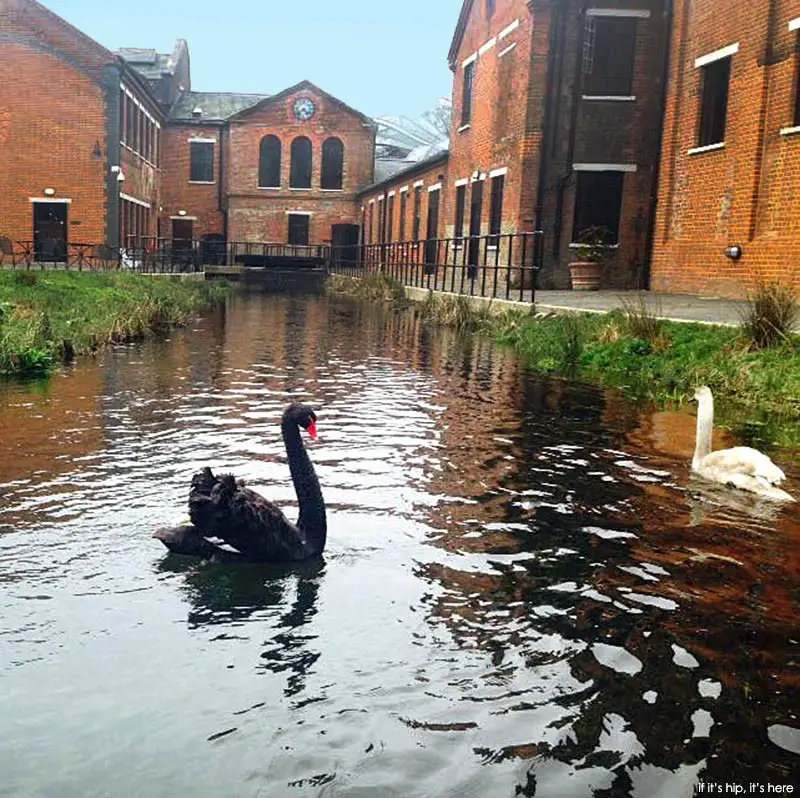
[154,403,326,563]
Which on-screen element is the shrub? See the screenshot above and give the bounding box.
[741,280,798,349]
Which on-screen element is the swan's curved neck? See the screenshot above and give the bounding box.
[693,394,714,469]
[282,416,326,553]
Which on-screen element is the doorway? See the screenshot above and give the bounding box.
[331,223,360,269]
[288,214,310,246]
[33,201,68,262]
[171,218,194,268]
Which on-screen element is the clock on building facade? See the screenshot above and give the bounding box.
[292,97,316,121]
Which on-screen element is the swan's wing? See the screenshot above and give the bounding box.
[220,487,308,561]
[701,447,787,485]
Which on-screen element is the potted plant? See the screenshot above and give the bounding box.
[569,225,612,291]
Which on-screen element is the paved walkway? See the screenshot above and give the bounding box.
[534,290,749,327]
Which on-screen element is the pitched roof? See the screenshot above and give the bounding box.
[227,80,373,125]
[169,90,269,122]
[358,146,449,197]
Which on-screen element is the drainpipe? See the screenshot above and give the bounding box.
[221,124,229,246]
[747,0,779,241]
[533,0,564,235]
[641,0,675,290]
[552,0,589,260]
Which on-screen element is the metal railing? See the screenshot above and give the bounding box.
[0,238,331,273]
[327,231,544,303]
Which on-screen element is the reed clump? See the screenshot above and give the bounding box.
[0,270,229,376]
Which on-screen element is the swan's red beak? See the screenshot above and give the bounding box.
[307,420,317,440]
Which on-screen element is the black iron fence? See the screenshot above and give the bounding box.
[0,237,331,273]
[328,232,544,303]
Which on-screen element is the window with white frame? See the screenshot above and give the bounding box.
[583,15,637,96]
[189,141,214,182]
[572,170,625,245]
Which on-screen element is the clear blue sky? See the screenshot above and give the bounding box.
[45,0,463,119]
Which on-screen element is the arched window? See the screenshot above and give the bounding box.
[290,136,312,189]
[321,137,344,190]
[258,135,281,188]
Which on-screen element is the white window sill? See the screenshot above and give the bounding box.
[320,188,344,192]
[458,123,471,133]
[289,187,313,191]
[687,142,725,155]
[581,95,636,102]
[258,186,281,190]
[779,125,800,137]
[569,242,619,249]
[188,180,215,185]
[120,143,159,169]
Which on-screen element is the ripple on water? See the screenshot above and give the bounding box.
[0,292,798,797]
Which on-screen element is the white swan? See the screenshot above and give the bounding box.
[692,386,795,502]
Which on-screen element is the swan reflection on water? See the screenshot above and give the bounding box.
[156,555,325,698]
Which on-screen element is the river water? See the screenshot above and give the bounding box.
[0,291,798,797]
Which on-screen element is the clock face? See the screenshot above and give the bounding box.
[293,97,316,121]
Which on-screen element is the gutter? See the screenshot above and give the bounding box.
[534,0,565,234]
[552,0,589,258]
[642,0,674,289]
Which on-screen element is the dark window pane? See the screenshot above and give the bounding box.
[795,55,800,127]
[368,203,374,243]
[583,16,636,96]
[488,175,504,245]
[290,136,312,188]
[454,184,466,241]
[467,179,483,271]
[258,135,281,187]
[413,186,423,241]
[699,57,731,146]
[572,170,624,245]
[399,192,407,241]
[387,195,394,243]
[287,214,310,245]
[795,45,800,127]
[190,141,214,182]
[321,137,344,190]
[425,188,441,264]
[461,61,475,125]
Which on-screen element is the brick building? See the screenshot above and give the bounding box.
[0,0,375,257]
[359,0,670,290]
[0,0,163,257]
[650,0,800,298]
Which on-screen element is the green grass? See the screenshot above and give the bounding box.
[496,309,800,448]
[0,270,229,376]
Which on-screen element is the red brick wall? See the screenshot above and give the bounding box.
[448,0,533,240]
[358,159,449,245]
[159,123,224,239]
[651,0,800,298]
[533,0,668,288]
[0,40,107,243]
[225,88,374,243]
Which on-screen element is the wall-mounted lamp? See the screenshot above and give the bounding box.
[725,244,743,260]
[116,171,125,183]
[178,210,187,216]
[110,165,120,173]
[43,187,56,196]
[471,170,480,180]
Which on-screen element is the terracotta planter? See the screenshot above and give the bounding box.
[569,260,602,291]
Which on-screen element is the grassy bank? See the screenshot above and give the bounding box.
[0,270,229,376]
[328,274,800,448]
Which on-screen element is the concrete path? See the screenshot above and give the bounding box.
[534,290,750,327]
